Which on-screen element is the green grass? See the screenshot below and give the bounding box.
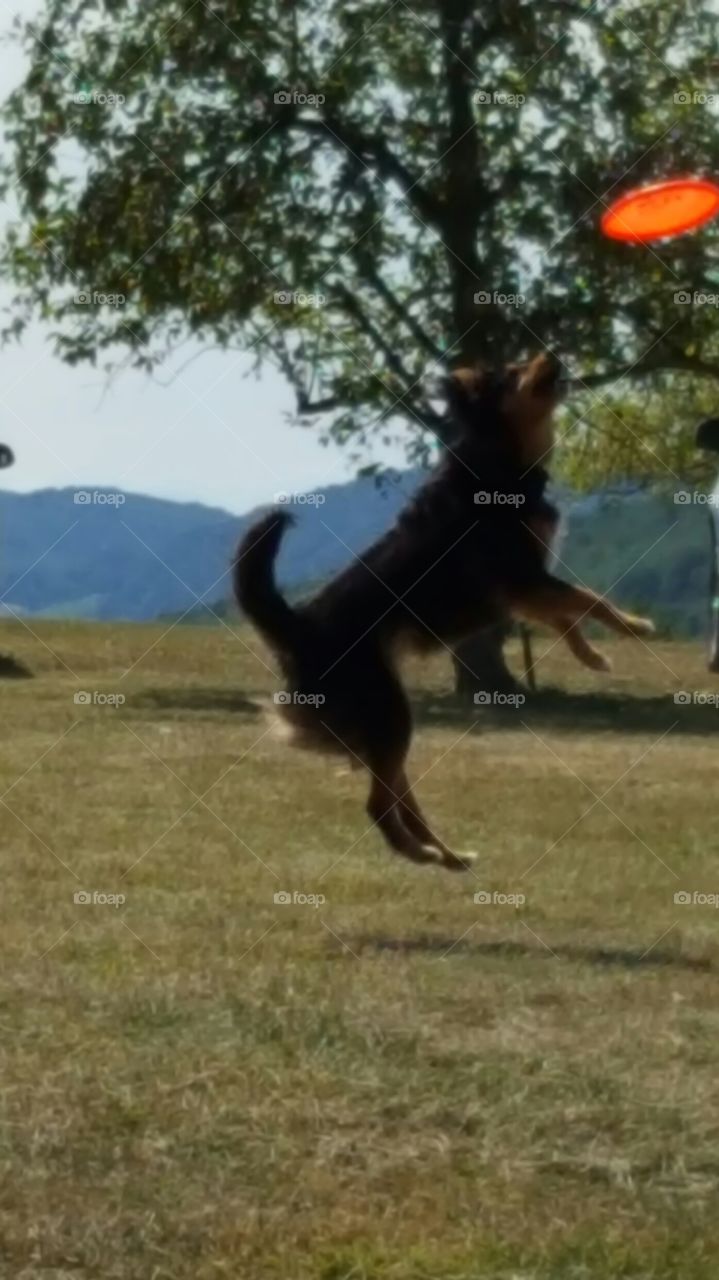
[1,620,719,1278]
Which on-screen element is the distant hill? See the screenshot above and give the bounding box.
[0,478,715,634]
[562,490,713,637]
[0,475,419,622]
[171,487,716,638]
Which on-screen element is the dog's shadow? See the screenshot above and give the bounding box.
[349,934,712,972]
[412,688,719,736]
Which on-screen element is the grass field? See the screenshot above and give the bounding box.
[1,619,719,1279]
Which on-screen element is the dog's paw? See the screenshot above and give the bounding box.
[442,849,478,872]
[588,649,613,673]
[628,615,655,636]
[415,843,446,866]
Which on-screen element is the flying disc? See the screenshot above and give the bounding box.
[601,178,719,243]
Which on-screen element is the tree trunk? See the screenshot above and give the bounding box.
[708,503,719,673]
[452,622,521,699]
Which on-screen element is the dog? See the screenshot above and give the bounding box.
[235,353,654,872]
[448,366,613,675]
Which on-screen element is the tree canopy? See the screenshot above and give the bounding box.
[1,0,718,477]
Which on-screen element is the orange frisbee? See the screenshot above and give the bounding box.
[601,178,719,243]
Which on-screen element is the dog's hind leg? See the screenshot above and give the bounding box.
[364,672,444,868]
[366,768,445,867]
[361,670,475,872]
[395,769,477,872]
[353,660,470,870]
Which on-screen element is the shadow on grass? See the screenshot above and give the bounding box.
[351,934,712,972]
[133,687,262,717]
[0,653,33,679]
[412,688,719,736]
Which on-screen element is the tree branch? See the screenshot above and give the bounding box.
[437,0,487,361]
[351,256,445,362]
[333,282,419,390]
[280,113,444,226]
[566,356,719,389]
[296,391,340,414]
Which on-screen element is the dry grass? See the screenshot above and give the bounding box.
[1,619,718,1278]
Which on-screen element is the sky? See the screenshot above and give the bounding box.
[0,0,408,516]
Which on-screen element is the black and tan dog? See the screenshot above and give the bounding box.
[235,353,654,872]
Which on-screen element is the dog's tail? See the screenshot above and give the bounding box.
[233,509,301,651]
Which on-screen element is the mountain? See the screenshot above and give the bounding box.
[0,474,419,622]
[0,478,715,633]
[561,489,714,637]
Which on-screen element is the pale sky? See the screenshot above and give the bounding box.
[0,1,409,515]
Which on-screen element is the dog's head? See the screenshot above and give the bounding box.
[445,352,565,469]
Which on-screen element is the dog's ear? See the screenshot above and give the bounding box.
[696,418,719,454]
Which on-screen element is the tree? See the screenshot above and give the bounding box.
[0,442,27,679]
[558,373,719,495]
[2,0,718,691]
